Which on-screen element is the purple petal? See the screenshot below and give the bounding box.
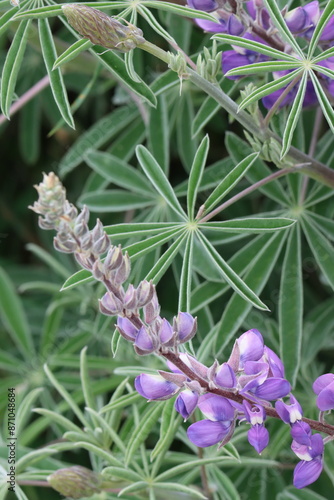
[275,395,303,424]
[316,380,334,410]
[175,389,199,420]
[253,378,291,400]
[159,318,174,345]
[198,394,235,421]
[237,329,264,367]
[222,51,255,79]
[320,15,334,41]
[117,316,138,341]
[187,419,231,447]
[243,400,266,425]
[187,0,217,11]
[227,14,245,36]
[263,347,285,378]
[173,312,197,343]
[134,374,178,400]
[262,86,297,109]
[312,373,334,395]
[291,440,313,461]
[293,457,323,489]
[285,7,309,33]
[215,363,236,389]
[134,326,156,353]
[304,1,320,24]
[247,424,269,454]
[290,421,312,446]
[195,18,227,33]
[309,433,324,458]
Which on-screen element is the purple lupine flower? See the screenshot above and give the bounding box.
[312,373,334,411]
[275,395,303,424]
[173,312,197,344]
[292,434,324,489]
[135,374,179,400]
[214,362,237,389]
[284,6,312,34]
[243,400,269,454]
[238,361,269,394]
[175,389,199,420]
[194,13,245,35]
[187,394,235,447]
[167,353,207,379]
[228,328,264,370]
[99,291,123,315]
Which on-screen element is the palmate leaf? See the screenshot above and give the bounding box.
[187,135,209,220]
[105,222,183,238]
[238,69,302,111]
[211,34,299,61]
[177,92,199,173]
[138,4,176,43]
[0,20,31,118]
[196,231,269,311]
[281,71,308,159]
[306,211,334,241]
[215,231,287,355]
[278,224,302,387]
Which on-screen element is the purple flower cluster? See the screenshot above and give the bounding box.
[188,0,334,109]
[134,326,334,489]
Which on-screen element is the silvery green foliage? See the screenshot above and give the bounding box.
[1,1,334,499]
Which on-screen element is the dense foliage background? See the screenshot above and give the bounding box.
[0,0,334,499]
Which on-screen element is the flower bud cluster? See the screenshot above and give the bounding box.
[116,311,197,356]
[62,4,146,52]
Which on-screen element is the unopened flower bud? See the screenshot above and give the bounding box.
[134,326,159,355]
[117,316,138,342]
[47,466,102,499]
[175,389,199,420]
[93,233,110,255]
[158,318,174,345]
[104,245,123,275]
[123,284,137,310]
[136,280,154,307]
[135,373,180,400]
[62,4,146,52]
[92,259,104,281]
[99,291,123,315]
[143,288,161,324]
[173,312,197,343]
[114,252,131,285]
[54,235,78,254]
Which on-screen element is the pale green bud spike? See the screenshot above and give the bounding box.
[48,466,102,499]
[62,4,145,52]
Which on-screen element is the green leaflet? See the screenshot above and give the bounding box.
[187,135,209,220]
[53,39,92,69]
[279,224,303,386]
[178,232,194,311]
[39,18,74,128]
[281,71,307,159]
[1,20,31,118]
[148,94,170,175]
[215,231,287,355]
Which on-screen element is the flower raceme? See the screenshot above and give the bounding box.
[30,173,334,491]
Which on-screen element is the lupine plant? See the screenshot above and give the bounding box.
[1,0,334,499]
